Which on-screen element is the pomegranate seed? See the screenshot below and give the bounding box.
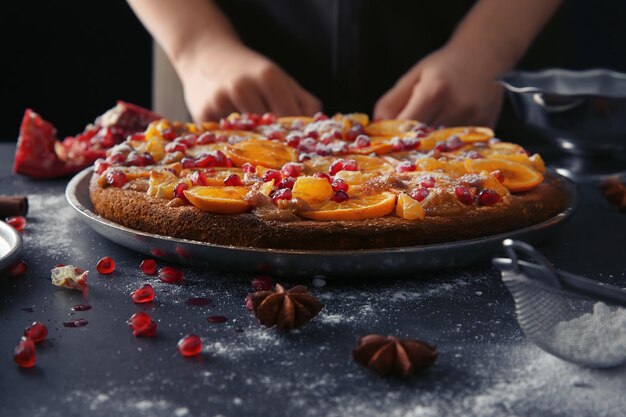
[223,174,243,186]
[178,334,202,357]
[251,276,272,291]
[466,150,483,159]
[107,152,127,165]
[126,152,154,167]
[298,137,317,153]
[174,182,189,200]
[196,132,216,144]
[24,322,47,343]
[106,171,127,188]
[176,134,197,147]
[342,159,359,171]
[446,135,464,151]
[151,248,166,257]
[315,143,331,156]
[455,186,474,205]
[320,133,335,145]
[129,133,146,141]
[128,311,157,337]
[267,131,284,141]
[410,188,430,202]
[346,124,365,142]
[329,159,346,175]
[165,142,187,153]
[195,153,217,168]
[271,188,292,204]
[305,130,320,140]
[491,170,505,183]
[478,189,502,206]
[332,190,349,203]
[421,176,436,188]
[242,163,256,174]
[245,294,254,311]
[354,134,371,149]
[261,112,277,125]
[403,137,421,151]
[395,161,416,173]
[391,137,405,152]
[159,266,184,284]
[278,177,296,190]
[181,157,197,169]
[96,256,115,275]
[435,142,448,152]
[313,172,333,183]
[263,169,282,184]
[286,134,302,148]
[189,171,209,186]
[219,118,234,130]
[131,284,155,304]
[313,112,329,122]
[332,179,349,192]
[9,260,27,277]
[71,304,91,311]
[94,159,110,174]
[13,337,36,368]
[207,315,228,324]
[281,162,303,177]
[162,128,178,141]
[213,151,228,166]
[6,216,26,232]
[139,259,156,275]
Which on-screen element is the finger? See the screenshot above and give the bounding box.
[373,73,419,120]
[230,77,269,115]
[204,92,238,121]
[396,82,443,125]
[291,80,322,116]
[258,71,302,116]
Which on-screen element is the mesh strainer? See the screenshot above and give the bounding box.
[493,239,626,368]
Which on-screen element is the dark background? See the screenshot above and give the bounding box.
[2,1,626,141]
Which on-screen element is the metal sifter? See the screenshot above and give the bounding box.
[493,239,626,368]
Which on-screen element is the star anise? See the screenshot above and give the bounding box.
[599,176,626,211]
[352,334,438,378]
[249,284,323,331]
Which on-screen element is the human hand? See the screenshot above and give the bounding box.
[373,45,504,127]
[179,42,321,122]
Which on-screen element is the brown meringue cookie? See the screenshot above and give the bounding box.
[249,284,323,331]
[599,177,626,211]
[352,334,438,378]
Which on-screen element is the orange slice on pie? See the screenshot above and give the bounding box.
[426,127,494,144]
[278,116,314,129]
[304,155,394,174]
[226,139,298,169]
[300,192,396,221]
[184,186,251,214]
[292,176,334,207]
[465,159,543,193]
[364,119,419,137]
[396,192,425,221]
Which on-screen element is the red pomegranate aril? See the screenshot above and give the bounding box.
[159,266,184,284]
[13,337,36,368]
[6,216,26,232]
[245,294,254,311]
[189,171,209,186]
[162,128,178,141]
[213,150,228,166]
[410,187,430,202]
[332,179,349,192]
[478,189,502,206]
[313,172,332,183]
[421,176,436,188]
[305,130,320,140]
[281,162,303,177]
[286,134,302,148]
[354,134,371,149]
[181,157,197,169]
[176,134,197,147]
[332,190,349,203]
[320,132,335,145]
[455,186,474,205]
[446,135,464,151]
[395,161,416,173]
[223,174,243,186]
[435,142,449,152]
[329,159,345,175]
[128,311,157,337]
[241,162,256,174]
[251,275,272,291]
[174,182,189,200]
[219,118,234,130]
[207,315,228,324]
[391,137,405,152]
[271,188,292,204]
[24,322,48,343]
[178,334,202,357]
[196,132,216,145]
[404,137,421,151]
[346,124,365,142]
[491,170,505,183]
[298,137,317,153]
[129,133,146,141]
[131,284,155,304]
[342,159,359,171]
[165,142,187,153]
[261,112,277,125]
[278,177,296,190]
[195,153,216,168]
[315,143,331,156]
[267,131,284,141]
[140,259,157,275]
[96,256,115,275]
[94,159,110,175]
[107,152,127,165]
[313,112,329,122]
[125,151,154,167]
[106,171,128,188]
[263,169,282,184]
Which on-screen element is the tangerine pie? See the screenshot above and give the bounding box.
[89,112,569,250]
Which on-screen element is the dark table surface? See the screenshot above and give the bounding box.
[1,142,625,417]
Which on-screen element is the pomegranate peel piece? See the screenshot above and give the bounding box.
[50,265,89,296]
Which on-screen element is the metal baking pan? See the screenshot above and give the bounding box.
[66,168,577,278]
[0,220,23,272]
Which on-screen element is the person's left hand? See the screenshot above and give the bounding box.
[373,44,504,127]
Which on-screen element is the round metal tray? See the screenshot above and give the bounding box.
[0,220,23,272]
[66,168,577,278]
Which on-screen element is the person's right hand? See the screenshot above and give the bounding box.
[178,42,321,122]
